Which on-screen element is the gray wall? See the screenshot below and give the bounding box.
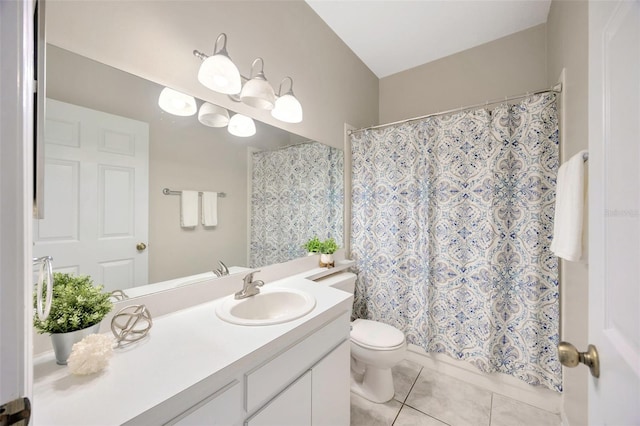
[546,1,589,425]
[379,24,547,123]
[45,0,379,150]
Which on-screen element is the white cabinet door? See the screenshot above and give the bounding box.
[245,371,311,426]
[312,340,350,426]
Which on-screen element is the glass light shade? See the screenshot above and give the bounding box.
[227,114,256,137]
[197,55,242,95]
[271,93,303,123]
[198,102,230,127]
[240,75,276,110]
[158,87,197,116]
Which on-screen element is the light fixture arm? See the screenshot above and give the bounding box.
[249,57,266,79]
[193,33,231,61]
[193,49,208,61]
[213,33,230,56]
[277,76,295,96]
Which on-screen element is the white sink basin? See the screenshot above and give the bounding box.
[215,287,316,326]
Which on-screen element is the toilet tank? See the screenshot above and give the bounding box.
[315,272,357,294]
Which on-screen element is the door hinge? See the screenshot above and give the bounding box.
[0,397,31,426]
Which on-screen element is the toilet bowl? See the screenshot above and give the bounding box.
[315,272,407,403]
[349,318,406,402]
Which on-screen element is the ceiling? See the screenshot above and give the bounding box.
[305,0,552,78]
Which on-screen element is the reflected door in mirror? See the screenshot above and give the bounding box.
[33,99,149,292]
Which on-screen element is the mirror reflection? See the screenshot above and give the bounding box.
[33,45,343,298]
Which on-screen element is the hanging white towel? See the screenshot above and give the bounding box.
[201,192,218,227]
[550,150,588,262]
[180,190,199,228]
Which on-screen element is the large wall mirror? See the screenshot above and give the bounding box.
[33,43,344,298]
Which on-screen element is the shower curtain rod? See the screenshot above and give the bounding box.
[347,83,563,136]
[254,138,316,152]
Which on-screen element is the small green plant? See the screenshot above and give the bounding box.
[303,236,322,253]
[33,273,113,334]
[319,238,339,254]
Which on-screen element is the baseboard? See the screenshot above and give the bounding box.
[405,344,562,414]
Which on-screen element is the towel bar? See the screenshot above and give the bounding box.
[162,188,227,198]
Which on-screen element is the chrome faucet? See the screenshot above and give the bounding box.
[234,271,264,299]
[213,260,230,277]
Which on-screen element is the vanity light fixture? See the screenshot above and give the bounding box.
[158,87,197,116]
[228,113,256,137]
[194,33,302,122]
[194,33,242,95]
[271,77,303,123]
[198,102,230,127]
[240,58,276,110]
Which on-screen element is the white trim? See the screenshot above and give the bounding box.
[405,344,562,414]
[343,123,355,256]
[0,0,35,403]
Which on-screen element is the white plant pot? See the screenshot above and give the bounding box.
[50,323,101,365]
[320,253,334,268]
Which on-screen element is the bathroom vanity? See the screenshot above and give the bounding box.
[32,273,353,425]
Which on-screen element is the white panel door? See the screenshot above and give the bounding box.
[588,0,640,423]
[33,99,149,292]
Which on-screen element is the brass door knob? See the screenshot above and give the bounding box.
[136,242,147,252]
[558,341,600,378]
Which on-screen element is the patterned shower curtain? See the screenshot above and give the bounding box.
[350,93,561,391]
[250,142,343,268]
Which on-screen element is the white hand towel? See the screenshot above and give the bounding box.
[201,192,218,227]
[550,150,588,262]
[180,191,198,228]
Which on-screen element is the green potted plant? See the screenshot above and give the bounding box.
[303,236,322,255]
[34,272,113,365]
[319,238,339,268]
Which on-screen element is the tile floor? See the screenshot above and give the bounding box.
[351,360,562,426]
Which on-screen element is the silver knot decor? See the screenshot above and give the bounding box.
[109,289,129,302]
[111,304,153,347]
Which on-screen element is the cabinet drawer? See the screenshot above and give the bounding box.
[172,380,242,426]
[245,312,350,412]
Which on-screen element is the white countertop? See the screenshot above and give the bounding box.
[32,275,353,426]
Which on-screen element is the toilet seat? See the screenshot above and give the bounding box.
[350,319,405,351]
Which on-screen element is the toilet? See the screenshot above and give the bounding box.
[316,272,407,403]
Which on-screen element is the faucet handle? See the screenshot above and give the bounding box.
[218,261,229,275]
[213,260,230,277]
[244,270,261,282]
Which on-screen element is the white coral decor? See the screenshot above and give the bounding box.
[67,334,113,375]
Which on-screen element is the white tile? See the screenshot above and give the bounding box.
[405,368,492,426]
[392,359,423,403]
[394,405,450,426]
[490,394,561,426]
[351,392,402,426]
